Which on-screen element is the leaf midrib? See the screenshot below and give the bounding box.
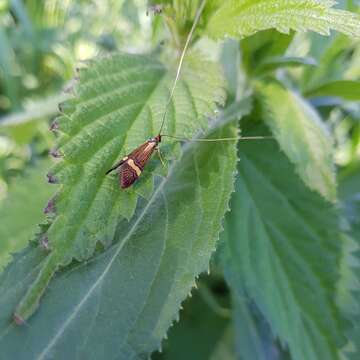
[118,189,169,353]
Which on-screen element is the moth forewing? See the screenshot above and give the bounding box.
[106,135,161,189]
[128,140,158,170]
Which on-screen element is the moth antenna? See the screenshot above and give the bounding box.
[158,0,207,135]
[162,135,274,142]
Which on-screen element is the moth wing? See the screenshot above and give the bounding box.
[129,141,157,169]
[120,162,139,189]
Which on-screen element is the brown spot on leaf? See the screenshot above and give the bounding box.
[44,198,56,215]
[40,236,50,251]
[47,173,58,184]
[49,148,62,158]
[50,120,59,132]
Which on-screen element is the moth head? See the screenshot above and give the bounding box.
[151,134,161,143]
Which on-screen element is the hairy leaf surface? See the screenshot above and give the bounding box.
[0,121,237,359]
[13,52,226,321]
[257,81,336,201]
[206,0,360,40]
[221,135,346,360]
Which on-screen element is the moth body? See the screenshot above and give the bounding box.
[106,134,161,188]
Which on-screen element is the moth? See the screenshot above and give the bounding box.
[106,135,162,188]
[105,0,269,189]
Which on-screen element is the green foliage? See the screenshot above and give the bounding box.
[0,0,142,115]
[338,166,360,360]
[257,81,337,201]
[206,0,360,40]
[14,52,226,321]
[154,281,233,360]
[305,80,360,101]
[254,56,317,74]
[0,1,359,359]
[232,296,285,360]
[300,32,354,92]
[221,135,345,360]
[0,121,237,359]
[0,160,53,270]
[240,29,295,75]
[0,94,69,128]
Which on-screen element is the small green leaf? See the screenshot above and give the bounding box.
[257,81,337,201]
[241,29,294,74]
[0,121,237,359]
[206,0,360,40]
[12,52,226,322]
[255,56,317,74]
[221,135,347,360]
[305,80,360,101]
[0,160,53,271]
[300,33,353,92]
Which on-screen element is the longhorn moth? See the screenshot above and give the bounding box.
[106,0,270,189]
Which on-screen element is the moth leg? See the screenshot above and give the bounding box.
[105,158,126,175]
[156,148,166,169]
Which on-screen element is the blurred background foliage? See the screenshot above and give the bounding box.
[0,0,154,191]
[0,0,359,358]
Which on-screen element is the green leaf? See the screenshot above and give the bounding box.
[12,51,226,322]
[206,0,360,40]
[0,120,237,359]
[338,166,360,360]
[232,296,284,360]
[0,160,53,271]
[154,281,232,360]
[337,234,360,360]
[220,40,241,98]
[255,56,317,74]
[305,80,360,101]
[300,33,353,92]
[0,28,20,109]
[241,29,295,74]
[257,81,337,201]
[9,0,34,37]
[221,134,347,360]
